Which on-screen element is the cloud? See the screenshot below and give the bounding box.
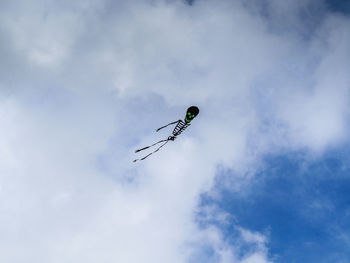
[0,0,349,262]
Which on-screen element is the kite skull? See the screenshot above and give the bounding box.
[185,106,199,123]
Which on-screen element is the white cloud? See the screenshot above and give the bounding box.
[0,0,349,262]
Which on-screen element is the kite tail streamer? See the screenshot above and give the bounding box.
[134,139,169,153]
[133,140,170,162]
[133,136,175,162]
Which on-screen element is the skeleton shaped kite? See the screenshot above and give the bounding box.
[133,106,199,162]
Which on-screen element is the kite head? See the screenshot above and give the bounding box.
[185,106,199,123]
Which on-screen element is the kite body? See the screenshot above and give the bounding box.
[172,120,191,136]
[133,106,199,162]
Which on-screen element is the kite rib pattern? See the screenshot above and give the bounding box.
[172,120,191,136]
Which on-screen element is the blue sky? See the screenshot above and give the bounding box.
[326,0,350,14]
[0,0,350,262]
[199,148,350,262]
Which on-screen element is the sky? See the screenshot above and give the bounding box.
[0,0,350,262]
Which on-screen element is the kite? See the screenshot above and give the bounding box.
[133,106,199,162]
